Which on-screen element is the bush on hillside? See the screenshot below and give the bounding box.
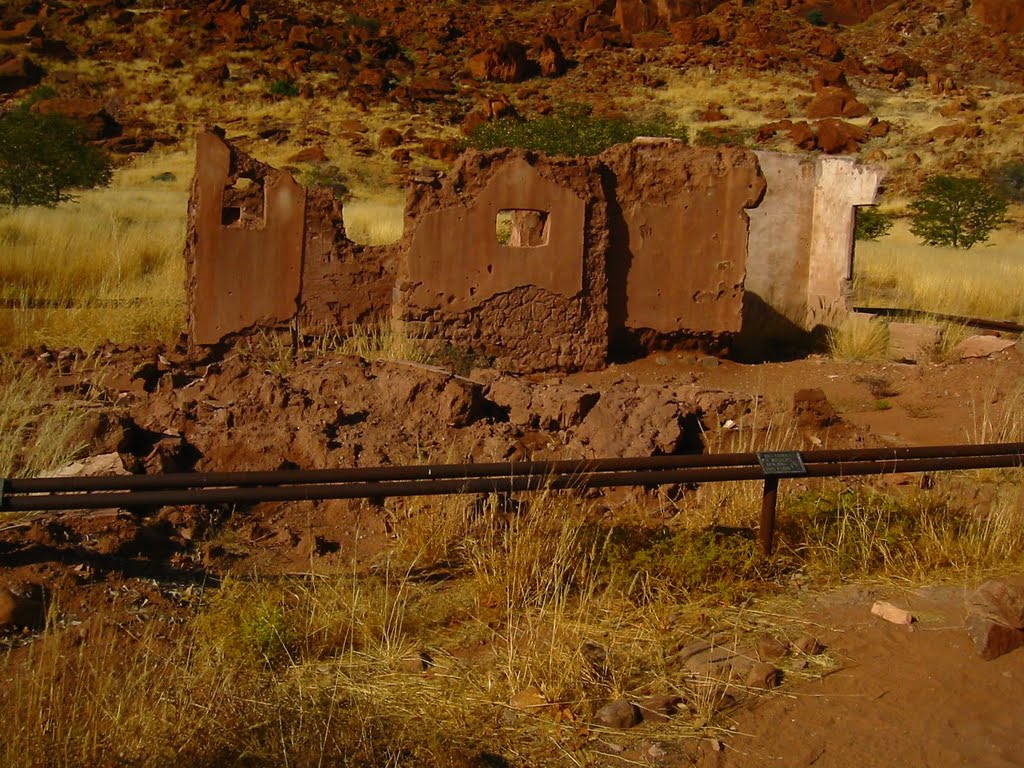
[909,175,1008,249]
[467,104,688,156]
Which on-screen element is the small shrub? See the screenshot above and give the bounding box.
[429,342,494,376]
[909,175,1008,249]
[854,207,894,241]
[302,164,349,200]
[346,13,380,32]
[806,9,827,26]
[0,103,112,208]
[827,314,890,361]
[467,104,688,157]
[268,79,299,98]
[693,126,749,147]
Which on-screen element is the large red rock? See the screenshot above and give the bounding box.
[670,17,720,44]
[536,34,567,77]
[970,0,1024,34]
[614,0,662,33]
[467,40,529,83]
[30,98,122,140]
[815,118,866,153]
[0,55,44,93]
[805,87,870,119]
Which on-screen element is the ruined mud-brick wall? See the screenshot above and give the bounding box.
[187,130,877,371]
[299,188,396,332]
[394,149,610,373]
[599,141,765,355]
[185,129,305,345]
[185,129,393,346]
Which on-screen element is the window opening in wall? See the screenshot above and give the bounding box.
[221,175,265,228]
[850,204,895,300]
[496,209,550,247]
[342,198,405,245]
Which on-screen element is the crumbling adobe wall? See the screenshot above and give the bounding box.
[185,129,305,345]
[299,188,396,332]
[186,130,879,371]
[601,141,766,354]
[394,149,610,372]
[185,129,394,344]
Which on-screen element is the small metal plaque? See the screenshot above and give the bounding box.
[757,451,807,477]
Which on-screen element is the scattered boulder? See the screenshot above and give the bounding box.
[636,694,683,723]
[792,636,825,656]
[964,577,1024,660]
[745,662,779,690]
[953,335,1016,360]
[378,127,403,148]
[0,54,44,93]
[878,52,927,80]
[288,145,328,164]
[966,616,1024,661]
[418,137,461,162]
[928,123,984,143]
[670,17,719,45]
[755,634,789,661]
[467,40,529,83]
[815,118,866,154]
[793,388,839,428]
[968,578,1024,630]
[594,699,642,729]
[805,87,869,119]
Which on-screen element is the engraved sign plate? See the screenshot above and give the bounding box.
[757,451,807,477]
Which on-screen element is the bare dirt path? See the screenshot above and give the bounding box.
[718,584,1024,768]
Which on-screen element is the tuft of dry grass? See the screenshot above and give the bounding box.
[827,313,891,361]
[0,358,100,478]
[341,320,430,364]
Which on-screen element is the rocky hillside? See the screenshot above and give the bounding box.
[2,0,1023,194]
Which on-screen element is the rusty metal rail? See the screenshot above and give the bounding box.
[2,442,1022,555]
[853,306,1024,335]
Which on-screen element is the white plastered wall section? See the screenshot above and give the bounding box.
[748,151,883,332]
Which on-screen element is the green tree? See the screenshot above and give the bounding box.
[908,175,1008,249]
[0,105,112,208]
[854,207,894,241]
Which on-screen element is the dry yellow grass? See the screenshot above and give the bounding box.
[4,472,1024,767]
[853,219,1024,323]
[0,150,192,351]
[0,358,100,477]
[343,199,405,245]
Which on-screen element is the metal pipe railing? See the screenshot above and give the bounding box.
[3,443,1022,554]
